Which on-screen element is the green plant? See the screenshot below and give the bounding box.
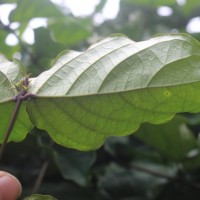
[1,33,200,199]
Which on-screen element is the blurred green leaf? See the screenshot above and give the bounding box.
[50,18,92,46]
[0,0,16,3]
[121,0,176,7]
[54,148,96,186]
[154,181,200,200]
[0,31,19,58]
[95,0,107,13]
[24,194,57,200]
[182,150,200,170]
[104,136,130,157]
[9,0,63,22]
[136,116,196,161]
[33,27,65,58]
[31,27,65,74]
[97,162,166,200]
[180,0,200,15]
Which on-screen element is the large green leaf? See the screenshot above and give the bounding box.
[1,33,200,150]
[26,34,200,150]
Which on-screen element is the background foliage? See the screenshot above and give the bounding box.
[1,0,200,199]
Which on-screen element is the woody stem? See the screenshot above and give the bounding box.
[0,96,22,161]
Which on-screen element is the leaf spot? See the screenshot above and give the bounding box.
[163,90,172,97]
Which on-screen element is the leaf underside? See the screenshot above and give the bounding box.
[28,81,200,150]
[1,33,200,150]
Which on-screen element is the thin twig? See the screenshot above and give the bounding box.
[131,163,200,190]
[0,98,22,161]
[31,160,50,194]
[31,140,54,194]
[0,81,35,161]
